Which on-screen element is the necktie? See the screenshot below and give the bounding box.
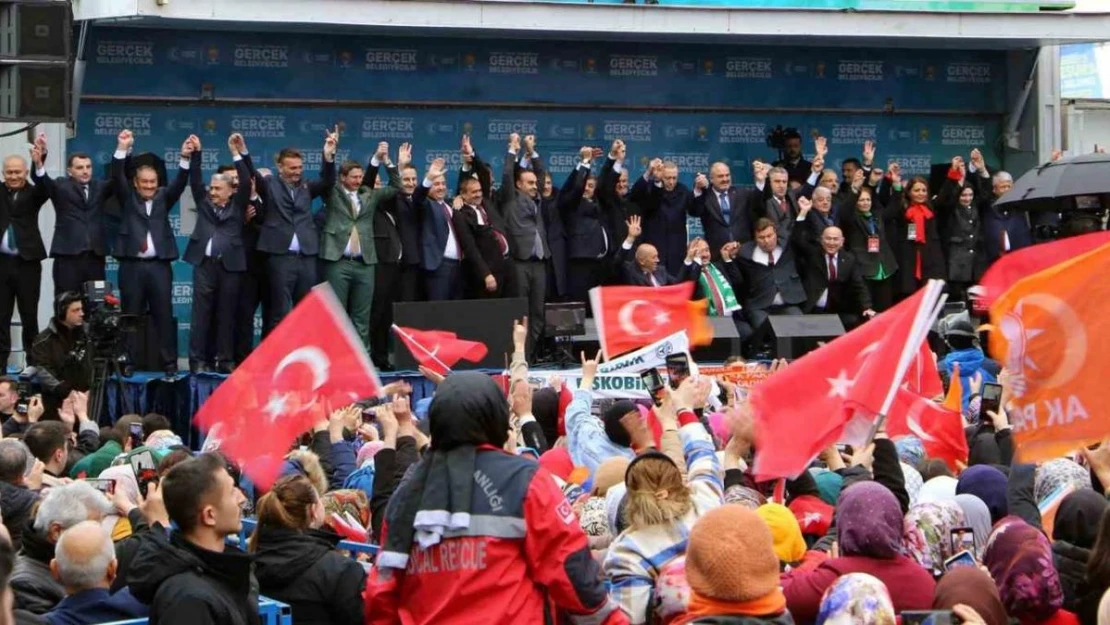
[531,199,544,260]
[767,251,775,267]
[4,224,15,253]
[476,205,509,257]
[828,255,837,281]
[719,191,730,220]
[347,193,361,257]
[82,185,89,202]
[441,201,456,240]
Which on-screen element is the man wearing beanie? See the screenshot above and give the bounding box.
[678,505,795,624]
[566,354,639,473]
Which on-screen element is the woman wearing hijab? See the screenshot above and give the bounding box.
[933,567,1010,625]
[1037,459,1093,507]
[902,501,968,577]
[365,372,624,625]
[1053,489,1108,621]
[1082,500,1110,625]
[781,482,936,622]
[756,504,807,569]
[917,475,958,505]
[953,494,993,559]
[984,516,1079,625]
[815,573,895,625]
[605,380,723,624]
[957,465,1009,524]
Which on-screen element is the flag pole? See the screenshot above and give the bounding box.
[390,325,454,374]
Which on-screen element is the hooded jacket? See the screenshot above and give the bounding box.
[125,528,260,625]
[10,522,64,614]
[251,526,366,625]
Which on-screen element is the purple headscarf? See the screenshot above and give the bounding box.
[837,482,904,560]
[983,516,1064,623]
[956,465,1009,524]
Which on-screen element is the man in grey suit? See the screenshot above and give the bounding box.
[499,133,547,359]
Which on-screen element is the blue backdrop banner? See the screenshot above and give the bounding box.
[71,27,1007,356]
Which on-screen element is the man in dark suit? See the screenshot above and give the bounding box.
[183,134,252,373]
[220,163,269,363]
[772,128,812,186]
[611,215,695,287]
[560,146,609,303]
[727,217,806,356]
[454,173,511,300]
[0,149,50,369]
[688,238,752,343]
[692,161,763,259]
[968,149,1031,265]
[793,186,840,252]
[596,141,639,285]
[793,222,876,331]
[757,165,801,243]
[111,130,188,375]
[418,158,462,302]
[500,133,549,358]
[630,158,695,277]
[243,129,338,332]
[320,142,401,350]
[30,134,113,296]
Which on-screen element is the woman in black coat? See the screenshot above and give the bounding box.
[935,158,983,303]
[841,185,899,312]
[249,475,367,625]
[885,172,946,298]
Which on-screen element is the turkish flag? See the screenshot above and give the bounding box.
[904,343,944,399]
[391,325,488,376]
[887,387,969,471]
[975,231,1110,311]
[194,285,380,489]
[589,283,712,359]
[987,241,1110,460]
[750,282,943,480]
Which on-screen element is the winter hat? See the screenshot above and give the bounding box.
[756,503,806,564]
[685,505,780,602]
[956,465,1009,523]
[592,457,630,497]
[603,400,637,448]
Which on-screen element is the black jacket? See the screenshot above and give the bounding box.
[252,526,366,625]
[560,166,609,261]
[29,170,113,257]
[693,185,761,259]
[126,529,261,625]
[0,182,51,261]
[27,320,91,419]
[183,152,251,272]
[0,482,37,553]
[733,241,807,311]
[11,522,63,614]
[247,154,335,256]
[110,155,184,261]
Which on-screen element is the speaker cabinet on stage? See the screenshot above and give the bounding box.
[769,314,845,359]
[0,0,73,123]
[392,298,527,371]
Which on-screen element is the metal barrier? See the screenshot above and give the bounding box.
[102,596,293,625]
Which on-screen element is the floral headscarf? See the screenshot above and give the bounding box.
[902,501,967,576]
[816,573,896,625]
[895,436,926,467]
[983,516,1064,622]
[901,462,924,506]
[1034,458,1091,507]
[724,485,766,510]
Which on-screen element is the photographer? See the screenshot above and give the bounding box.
[0,378,43,437]
[27,293,91,421]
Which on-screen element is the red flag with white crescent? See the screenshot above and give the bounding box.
[588,283,712,359]
[194,285,381,490]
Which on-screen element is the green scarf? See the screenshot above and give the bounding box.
[698,262,741,316]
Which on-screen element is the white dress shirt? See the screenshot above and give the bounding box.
[751,246,784,306]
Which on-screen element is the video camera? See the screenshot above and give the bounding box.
[13,369,38,415]
[765,125,800,153]
[79,281,139,361]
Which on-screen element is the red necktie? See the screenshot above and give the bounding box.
[476,204,509,257]
[828,255,837,281]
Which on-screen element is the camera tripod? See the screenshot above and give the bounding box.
[88,356,133,426]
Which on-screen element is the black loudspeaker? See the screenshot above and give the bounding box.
[0,1,72,123]
[392,298,527,371]
[768,314,845,359]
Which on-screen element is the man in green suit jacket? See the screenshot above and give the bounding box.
[319,141,403,348]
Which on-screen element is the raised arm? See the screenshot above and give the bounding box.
[111,130,134,200]
[309,125,339,199]
[162,135,194,211]
[188,137,207,208]
[558,147,593,213]
[499,132,521,210]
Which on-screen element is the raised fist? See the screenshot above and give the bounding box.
[579,146,594,162]
[694,173,708,190]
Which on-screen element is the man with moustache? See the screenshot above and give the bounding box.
[630,158,695,277]
[0,148,49,370]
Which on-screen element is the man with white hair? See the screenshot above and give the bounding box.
[968,148,1031,264]
[41,521,146,625]
[0,148,51,370]
[631,158,696,276]
[10,482,112,614]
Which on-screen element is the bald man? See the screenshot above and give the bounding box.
[43,521,147,625]
[611,215,695,287]
[692,161,761,259]
[793,224,875,330]
[0,151,50,370]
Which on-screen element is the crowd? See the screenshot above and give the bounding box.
[1,123,1054,398]
[0,310,1105,625]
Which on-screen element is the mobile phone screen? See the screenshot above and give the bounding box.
[84,478,116,496]
[640,369,666,406]
[949,527,975,554]
[129,450,158,499]
[943,550,977,572]
[980,382,1003,420]
[902,610,955,625]
[664,353,690,389]
[128,422,144,449]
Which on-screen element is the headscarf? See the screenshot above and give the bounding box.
[654,556,690,625]
[531,387,560,448]
[724,485,766,510]
[356,441,385,469]
[1035,459,1092,507]
[901,462,924,505]
[917,476,958,504]
[812,470,843,506]
[954,493,992,558]
[1100,587,1110,625]
[933,566,1010,625]
[815,573,896,625]
[837,482,904,559]
[577,496,609,538]
[895,436,926,467]
[1053,488,1108,550]
[98,465,141,539]
[756,503,806,564]
[902,501,967,576]
[957,465,1009,523]
[983,516,1065,622]
[379,372,509,570]
[144,429,184,452]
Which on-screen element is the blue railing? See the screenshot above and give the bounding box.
[237,518,380,558]
[102,596,292,625]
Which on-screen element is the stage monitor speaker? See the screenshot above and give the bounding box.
[393,298,527,371]
[0,64,68,120]
[0,1,72,123]
[769,314,845,359]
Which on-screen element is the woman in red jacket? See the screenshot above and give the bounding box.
[780,481,935,623]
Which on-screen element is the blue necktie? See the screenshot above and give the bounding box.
[718,191,730,221]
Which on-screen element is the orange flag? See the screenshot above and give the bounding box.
[987,242,1110,461]
[942,362,963,413]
